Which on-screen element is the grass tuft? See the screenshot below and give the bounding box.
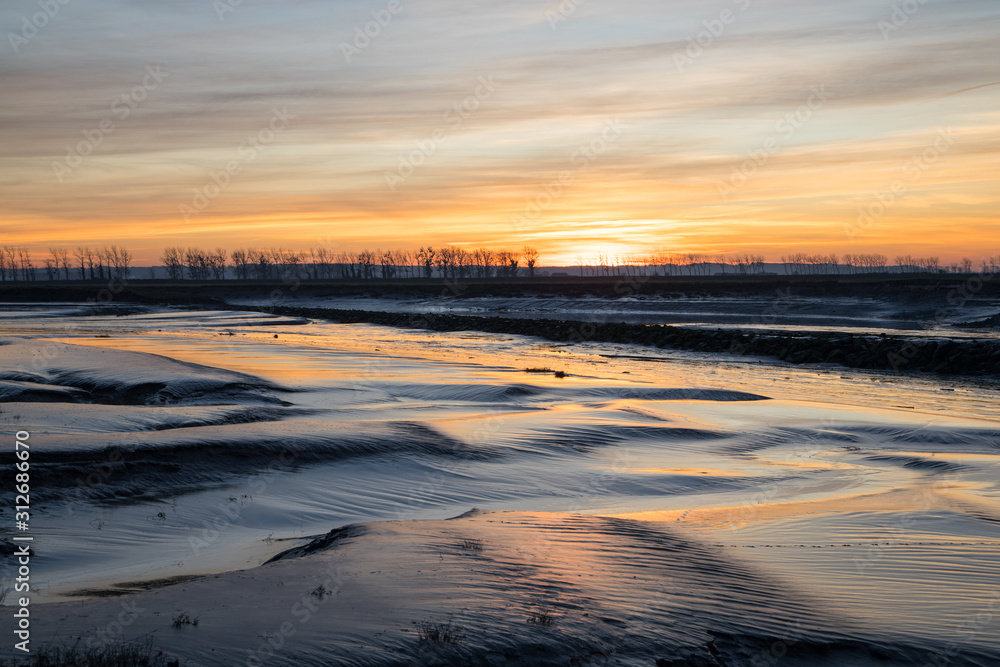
[417,619,462,645]
[0,637,174,666]
[528,604,556,626]
[311,584,332,598]
[459,538,484,551]
[171,611,199,628]
[524,367,567,377]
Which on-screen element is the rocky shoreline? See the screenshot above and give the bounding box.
[239,305,1000,377]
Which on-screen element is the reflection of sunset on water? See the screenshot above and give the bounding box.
[2,304,998,665]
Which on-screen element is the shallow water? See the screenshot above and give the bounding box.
[0,304,998,664]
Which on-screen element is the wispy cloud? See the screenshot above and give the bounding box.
[1,0,998,262]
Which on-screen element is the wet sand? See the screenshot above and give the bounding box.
[0,305,998,665]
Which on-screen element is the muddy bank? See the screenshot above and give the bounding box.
[3,273,999,303]
[243,305,1000,376]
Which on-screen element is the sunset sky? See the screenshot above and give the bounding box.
[1,0,998,265]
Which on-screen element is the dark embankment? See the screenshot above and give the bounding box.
[3,275,997,375]
[242,304,1000,376]
[2,272,999,302]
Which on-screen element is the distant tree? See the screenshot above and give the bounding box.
[454,248,471,279]
[71,247,86,279]
[231,249,250,280]
[58,249,71,279]
[82,247,96,280]
[310,247,333,279]
[16,248,34,281]
[8,247,21,280]
[249,248,272,280]
[46,250,58,280]
[92,247,108,281]
[337,251,357,279]
[282,250,302,280]
[161,247,184,280]
[502,249,520,278]
[473,248,496,279]
[417,247,435,279]
[660,253,679,277]
[353,249,372,279]
[108,245,132,280]
[49,248,71,280]
[842,253,856,274]
[435,247,453,280]
[397,249,415,279]
[861,254,875,273]
[373,249,392,279]
[0,247,21,281]
[99,247,113,280]
[208,248,227,280]
[184,248,206,280]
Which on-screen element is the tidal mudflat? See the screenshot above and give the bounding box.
[1,302,998,666]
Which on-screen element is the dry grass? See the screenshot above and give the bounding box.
[459,538,484,551]
[311,584,332,598]
[528,604,556,627]
[524,367,567,378]
[170,611,199,628]
[0,637,174,666]
[417,619,462,645]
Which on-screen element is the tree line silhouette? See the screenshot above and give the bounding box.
[0,245,132,282]
[159,245,541,281]
[576,252,991,277]
[1,245,998,282]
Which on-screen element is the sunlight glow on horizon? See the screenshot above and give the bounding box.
[1,1,998,265]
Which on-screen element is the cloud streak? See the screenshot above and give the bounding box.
[0,0,998,262]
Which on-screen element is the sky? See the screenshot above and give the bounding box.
[1,0,998,266]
